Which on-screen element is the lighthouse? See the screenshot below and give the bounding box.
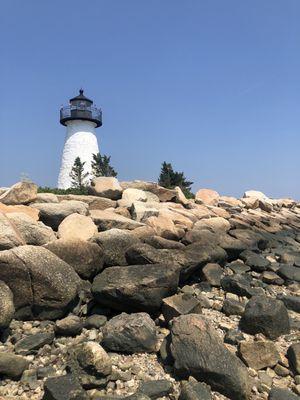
[58,90,102,189]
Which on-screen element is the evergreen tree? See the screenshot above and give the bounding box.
[91,152,117,177]
[69,157,89,189]
[158,161,194,198]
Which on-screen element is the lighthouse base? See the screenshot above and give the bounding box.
[57,120,99,189]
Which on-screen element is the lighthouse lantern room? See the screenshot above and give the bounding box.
[57,90,102,189]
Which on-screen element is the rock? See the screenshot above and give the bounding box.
[55,315,83,336]
[7,212,56,245]
[146,214,184,240]
[0,246,80,319]
[0,203,40,220]
[221,274,258,298]
[261,271,284,285]
[90,209,144,231]
[131,201,159,222]
[15,332,55,355]
[278,265,300,282]
[0,352,29,379]
[194,217,230,233]
[45,238,104,280]
[239,250,270,272]
[277,294,300,313]
[139,380,173,399]
[92,264,179,313]
[102,312,157,353]
[162,293,202,323]
[243,190,268,200]
[76,341,112,377]
[238,341,280,370]
[0,181,37,205]
[32,200,89,230]
[174,186,189,206]
[144,235,185,250]
[222,299,245,316]
[42,374,88,400]
[170,314,249,400]
[35,193,59,203]
[201,263,223,286]
[287,343,300,375]
[268,387,299,400]
[227,261,251,274]
[224,329,245,346]
[0,212,24,250]
[58,194,116,210]
[93,229,137,267]
[84,315,107,329]
[195,189,220,206]
[179,380,212,400]
[240,296,290,339]
[0,281,14,330]
[122,188,148,203]
[58,213,98,241]
[89,177,123,200]
[121,180,177,202]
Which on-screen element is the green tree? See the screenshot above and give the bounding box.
[158,161,194,198]
[69,157,89,189]
[91,152,117,177]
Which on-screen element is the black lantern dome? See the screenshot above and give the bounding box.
[60,89,102,127]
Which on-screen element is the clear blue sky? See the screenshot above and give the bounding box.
[1,0,300,198]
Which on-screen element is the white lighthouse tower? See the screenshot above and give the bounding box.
[58,89,102,189]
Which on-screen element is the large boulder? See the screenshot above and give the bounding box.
[287,343,300,375]
[0,352,29,379]
[44,238,104,280]
[92,264,180,313]
[278,265,300,282]
[7,212,56,245]
[0,212,25,250]
[268,388,299,400]
[93,228,137,266]
[0,203,39,220]
[15,332,54,355]
[89,177,123,200]
[131,201,159,222]
[146,214,185,240]
[120,181,177,202]
[194,217,230,233]
[162,293,202,323]
[57,194,116,210]
[57,213,98,241]
[0,181,37,205]
[102,312,157,353]
[90,209,144,231]
[43,374,88,400]
[170,314,249,400]
[0,246,81,319]
[32,200,89,230]
[179,379,212,400]
[195,189,220,206]
[0,281,15,330]
[243,190,268,200]
[240,296,290,339]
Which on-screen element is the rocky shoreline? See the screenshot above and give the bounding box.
[0,178,299,400]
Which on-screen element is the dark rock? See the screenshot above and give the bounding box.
[139,380,173,399]
[170,314,249,400]
[278,265,300,282]
[0,280,14,330]
[201,263,223,286]
[179,379,212,400]
[277,294,300,313]
[279,250,300,266]
[226,261,251,275]
[287,342,300,375]
[240,296,290,339]
[219,234,249,260]
[222,299,245,316]
[159,334,173,365]
[221,274,262,298]
[240,250,270,272]
[84,315,107,329]
[268,387,299,400]
[15,332,54,355]
[224,329,245,345]
[0,246,80,319]
[42,374,88,400]
[93,229,137,267]
[102,312,157,353]
[37,366,56,379]
[162,293,202,323]
[44,239,104,280]
[238,340,280,370]
[0,352,29,379]
[55,315,83,336]
[261,271,284,285]
[92,264,179,313]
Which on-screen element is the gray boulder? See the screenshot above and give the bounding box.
[102,312,157,353]
[15,332,55,355]
[179,380,212,400]
[0,181,37,205]
[268,387,299,400]
[0,352,29,379]
[0,281,15,330]
[0,212,24,250]
[92,264,180,313]
[170,314,249,400]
